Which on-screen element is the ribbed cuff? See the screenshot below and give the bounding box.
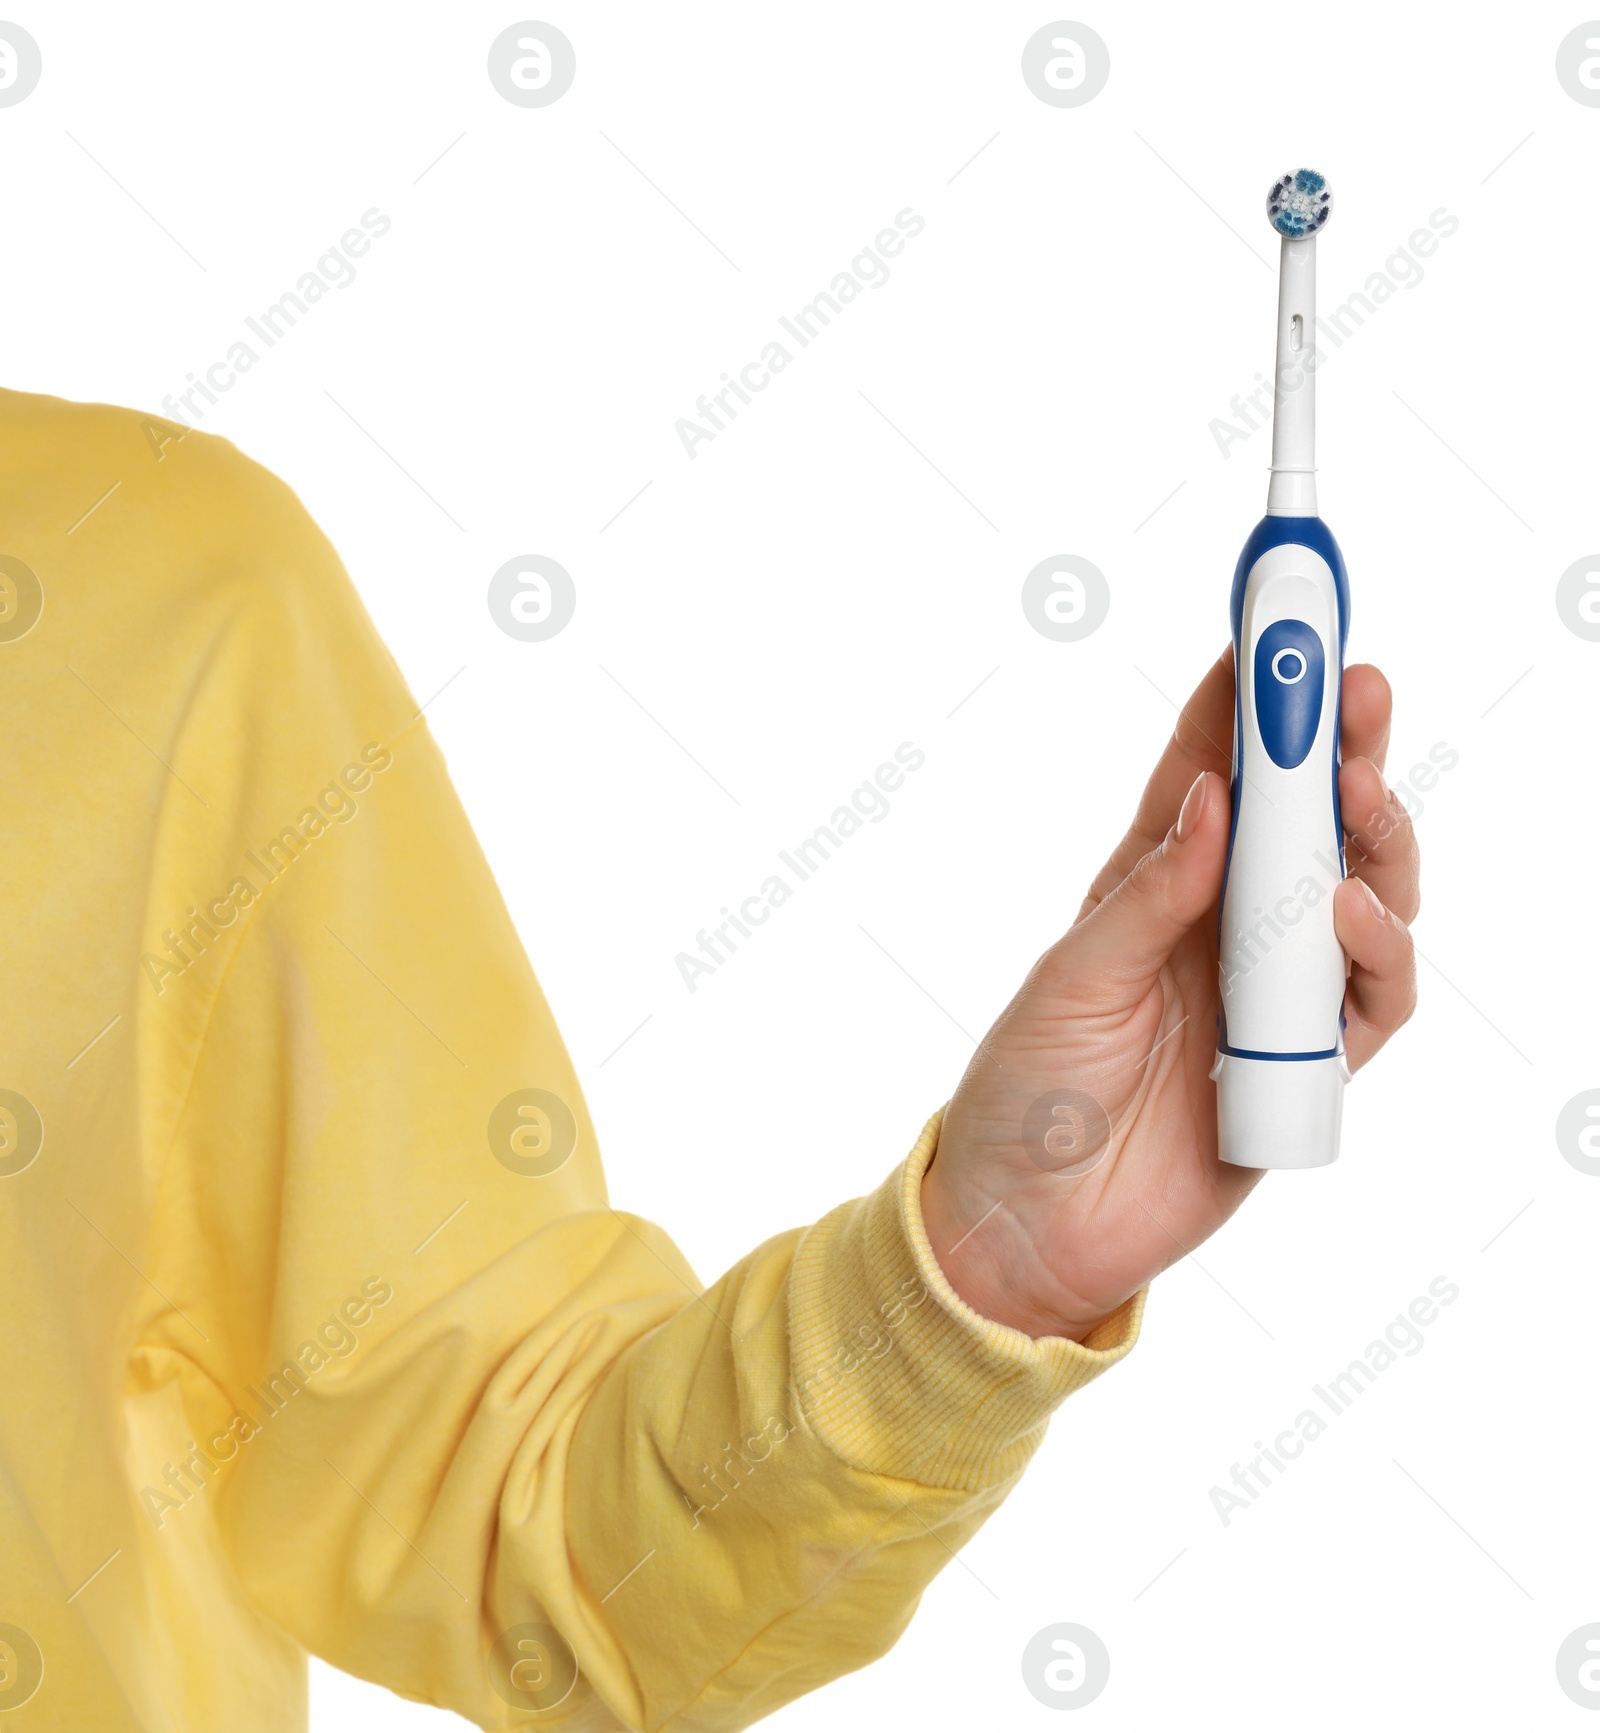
[787,1110,1144,1491]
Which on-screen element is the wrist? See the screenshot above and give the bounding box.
[919,1163,1115,1344]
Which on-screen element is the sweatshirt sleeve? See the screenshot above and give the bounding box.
[141,446,1142,1730]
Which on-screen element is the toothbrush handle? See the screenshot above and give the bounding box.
[1212,517,1350,1169]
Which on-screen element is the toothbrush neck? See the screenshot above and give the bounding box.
[1266,234,1318,517]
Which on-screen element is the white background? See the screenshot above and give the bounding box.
[9,1,1600,1726]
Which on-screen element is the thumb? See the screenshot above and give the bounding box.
[1054,771,1229,1003]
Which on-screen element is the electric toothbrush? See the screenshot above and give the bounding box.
[1212,169,1350,1170]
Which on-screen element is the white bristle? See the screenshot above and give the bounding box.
[1266,170,1332,240]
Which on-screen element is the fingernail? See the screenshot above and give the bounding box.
[1175,773,1206,843]
[1357,876,1387,921]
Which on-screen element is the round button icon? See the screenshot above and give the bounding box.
[0,556,43,643]
[1556,1090,1600,1175]
[1021,555,1109,642]
[489,1088,578,1177]
[0,1623,44,1712]
[488,22,576,108]
[1557,1623,1600,1708]
[1022,1089,1112,1178]
[0,1090,43,1178]
[1021,1621,1110,1709]
[1271,647,1306,684]
[487,1621,578,1713]
[1556,556,1600,640]
[1557,25,1600,106]
[488,555,576,642]
[0,25,42,108]
[1021,23,1110,108]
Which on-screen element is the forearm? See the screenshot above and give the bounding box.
[554,1114,1143,1729]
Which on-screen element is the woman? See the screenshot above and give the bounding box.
[0,387,1417,1728]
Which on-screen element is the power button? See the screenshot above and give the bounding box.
[1254,619,1324,768]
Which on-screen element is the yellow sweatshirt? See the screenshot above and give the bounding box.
[0,388,1142,1731]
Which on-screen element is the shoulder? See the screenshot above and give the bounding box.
[0,386,373,650]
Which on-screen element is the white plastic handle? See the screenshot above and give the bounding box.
[1213,537,1348,1169]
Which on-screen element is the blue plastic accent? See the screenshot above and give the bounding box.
[1228,516,1349,652]
[1220,516,1349,924]
[1216,516,1351,1060]
[1253,618,1324,768]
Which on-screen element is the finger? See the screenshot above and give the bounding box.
[1090,656,1394,913]
[1055,771,1229,1006]
[1341,663,1392,775]
[1340,756,1421,923]
[1086,648,1234,905]
[1333,876,1417,1070]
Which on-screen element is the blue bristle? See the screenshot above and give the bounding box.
[1266,168,1333,239]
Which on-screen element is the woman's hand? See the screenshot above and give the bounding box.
[921,648,1420,1341]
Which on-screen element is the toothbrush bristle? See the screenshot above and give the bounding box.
[1266,169,1332,239]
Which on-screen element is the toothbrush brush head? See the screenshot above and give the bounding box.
[1266,169,1332,239]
